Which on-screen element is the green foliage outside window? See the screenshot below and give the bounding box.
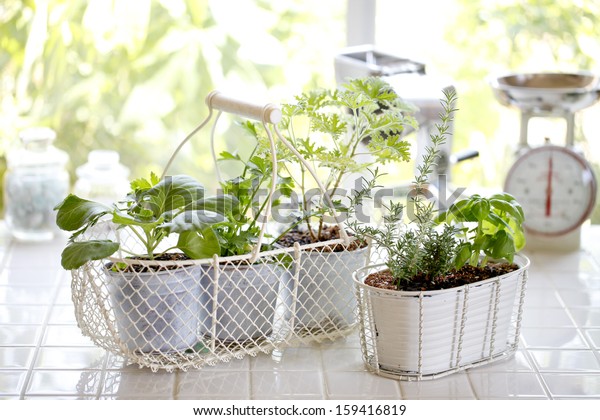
[0,0,344,212]
[2,0,600,223]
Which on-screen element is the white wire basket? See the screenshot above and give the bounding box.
[353,252,529,381]
[69,92,372,371]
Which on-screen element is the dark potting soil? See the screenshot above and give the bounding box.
[276,225,367,252]
[108,253,263,274]
[109,253,192,273]
[365,262,520,292]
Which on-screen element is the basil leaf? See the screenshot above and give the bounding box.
[489,230,516,262]
[142,175,205,216]
[161,211,225,234]
[61,240,119,270]
[490,198,525,224]
[185,195,240,217]
[472,198,490,221]
[177,228,221,259]
[55,195,112,232]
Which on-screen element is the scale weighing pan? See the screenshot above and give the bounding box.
[490,72,600,147]
[490,72,600,115]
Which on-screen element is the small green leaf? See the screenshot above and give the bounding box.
[61,240,120,270]
[453,242,472,269]
[219,151,241,161]
[445,198,473,222]
[509,218,527,251]
[150,172,160,186]
[490,198,525,224]
[489,230,516,262]
[130,177,152,191]
[276,176,294,198]
[311,112,347,140]
[297,138,327,156]
[55,195,112,232]
[186,195,240,217]
[142,175,205,216]
[237,120,260,139]
[177,228,221,259]
[486,211,513,233]
[129,172,160,192]
[472,233,493,253]
[368,133,411,164]
[111,212,163,231]
[161,210,224,234]
[472,198,490,221]
[434,209,448,224]
[248,155,269,175]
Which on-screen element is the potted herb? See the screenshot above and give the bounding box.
[351,89,530,379]
[273,77,417,329]
[55,173,232,353]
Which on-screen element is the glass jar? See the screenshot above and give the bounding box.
[73,150,130,206]
[4,127,70,241]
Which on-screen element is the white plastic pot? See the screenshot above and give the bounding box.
[107,266,202,353]
[198,263,283,342]
[353,254,529,379]
[283,246,369,329]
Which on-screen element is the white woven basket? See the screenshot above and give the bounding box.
[353,253,529,381]
[69,92,371,371]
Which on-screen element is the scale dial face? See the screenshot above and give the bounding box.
[504,145,597,236]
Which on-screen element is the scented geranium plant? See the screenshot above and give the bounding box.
[273,76,417,247]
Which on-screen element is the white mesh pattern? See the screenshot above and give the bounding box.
[354,253,529,381]
[70,222,371,371]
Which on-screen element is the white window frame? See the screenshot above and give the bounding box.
[346,0,376,46]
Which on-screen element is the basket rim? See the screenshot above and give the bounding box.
[353,253,530,297]
[101,235,366,267]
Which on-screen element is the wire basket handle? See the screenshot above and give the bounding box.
[162,90,350,263]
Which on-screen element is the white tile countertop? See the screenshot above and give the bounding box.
[1,224,599,400]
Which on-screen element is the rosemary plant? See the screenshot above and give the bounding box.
[350,88,460,288]
[351,87,526,290]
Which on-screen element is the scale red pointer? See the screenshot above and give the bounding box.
[545,154,553,217]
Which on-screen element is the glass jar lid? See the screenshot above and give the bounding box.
[7,127,69,169]
[76,149,130,180]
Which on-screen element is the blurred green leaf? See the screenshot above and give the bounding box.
[54,194,111,232]
[61,240,119,270]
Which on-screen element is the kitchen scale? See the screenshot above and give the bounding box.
[490,72,600,251]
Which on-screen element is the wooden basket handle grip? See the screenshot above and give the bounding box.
[206,91,282,124]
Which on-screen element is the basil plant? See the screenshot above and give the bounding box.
[55,173,237,270]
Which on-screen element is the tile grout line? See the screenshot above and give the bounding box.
[558,279,600,367]
[318,343,328,400]
[18,265,71,400]
[579,325,600,367]
[173,369,180,400]
[525,269,598,398]
[543,281,596,354]
[249,354,255,400]
[521,344,553,400]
